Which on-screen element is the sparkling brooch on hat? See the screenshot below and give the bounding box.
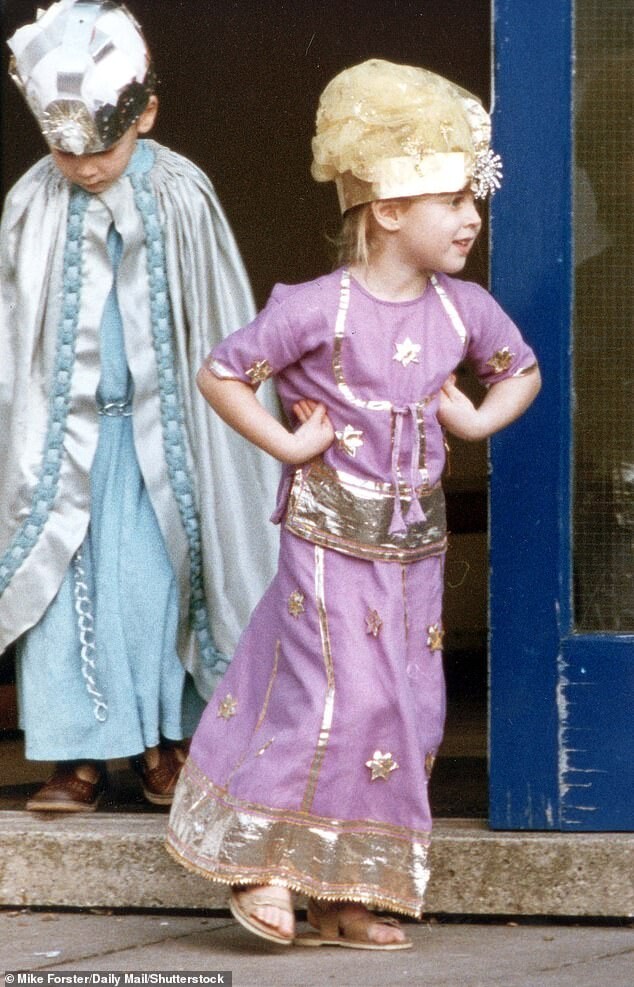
[471,148,504,199]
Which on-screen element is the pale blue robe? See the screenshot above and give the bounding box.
[16,143,205,760]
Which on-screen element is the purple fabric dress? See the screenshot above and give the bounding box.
[167,268,537,916]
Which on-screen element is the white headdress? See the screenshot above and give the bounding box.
[8,0,154,155]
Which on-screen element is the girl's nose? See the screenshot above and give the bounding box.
[464,201,482,229]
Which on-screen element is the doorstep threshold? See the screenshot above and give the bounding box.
[0,812,632,917]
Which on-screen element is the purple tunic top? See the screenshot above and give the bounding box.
[208,268,537,560]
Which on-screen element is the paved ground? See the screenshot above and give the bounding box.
[1,910,632,987]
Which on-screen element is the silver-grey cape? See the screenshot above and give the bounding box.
[0,140,280,699]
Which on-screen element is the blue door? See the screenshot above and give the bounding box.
[489,0,634,830]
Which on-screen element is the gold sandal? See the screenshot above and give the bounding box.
[229,886,295,945]
[295,900,412,951]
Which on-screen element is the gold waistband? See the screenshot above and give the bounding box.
[284,460,446,563]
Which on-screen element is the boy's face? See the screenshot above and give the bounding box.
[50,96,158,195]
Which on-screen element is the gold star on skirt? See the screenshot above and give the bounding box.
[365,750,399,781]
[427,623,444,651]
[217,694,238,719]
[288,590,306,617]
[365,608,383,637]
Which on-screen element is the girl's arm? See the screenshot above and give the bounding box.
[196,367,335,465]
[437,368,542,442]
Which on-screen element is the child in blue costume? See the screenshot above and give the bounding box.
[0,0,279,811]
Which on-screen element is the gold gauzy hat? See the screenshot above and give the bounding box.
[8,0,155,155]
[311,59,502,213]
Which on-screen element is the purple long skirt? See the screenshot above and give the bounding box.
[167,529,445,917]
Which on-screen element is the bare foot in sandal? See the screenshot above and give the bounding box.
[340,904,409,946]
[229,885,295,944]
[297,900,411,950]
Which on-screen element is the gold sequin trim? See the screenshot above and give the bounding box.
[166,761,430,918]
[302,546,335,811]
[333,272,391,411]
[429,274,468,349]
[401,565,409,642]
[256,738,275,757]
[513,361,539,378]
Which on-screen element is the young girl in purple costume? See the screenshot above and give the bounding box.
[167,59,541,950]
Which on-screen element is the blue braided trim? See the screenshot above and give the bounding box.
[129,171,229,677]
[0,189,90,595]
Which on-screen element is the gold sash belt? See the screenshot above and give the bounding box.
[284,459,447,563]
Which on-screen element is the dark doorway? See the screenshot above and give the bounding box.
[1,0,490,817]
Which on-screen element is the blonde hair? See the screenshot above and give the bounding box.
[335,197,420,267]
[336,203,374,266]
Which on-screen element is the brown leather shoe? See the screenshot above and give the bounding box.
[26,762,106,813]
[133,745,185,806]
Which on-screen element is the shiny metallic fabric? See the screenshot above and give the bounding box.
[167,759,431,918]
[285,459,447,562]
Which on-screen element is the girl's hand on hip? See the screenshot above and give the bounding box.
[438,376,482,441]
[289,402,335,463]
[292,398,320,424]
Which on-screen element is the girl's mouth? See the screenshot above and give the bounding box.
[453,238,474,255]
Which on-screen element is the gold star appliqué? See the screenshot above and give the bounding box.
[288,590,306,617]
[245,359,273,384]
[335,424,364,457]
[217,694,238,720]
[393,338,421,368]
[427,623,444,652]
[365,609,383,638]
[365,750,399,781]
[486,347,514,374]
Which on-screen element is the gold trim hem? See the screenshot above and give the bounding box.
[166,762,430,919]
[165,841,425,919]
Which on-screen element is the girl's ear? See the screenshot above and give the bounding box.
[371,197,408,231]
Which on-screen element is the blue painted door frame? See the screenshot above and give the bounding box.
[489,0,634,830]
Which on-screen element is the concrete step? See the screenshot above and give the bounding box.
[1,812,632,917]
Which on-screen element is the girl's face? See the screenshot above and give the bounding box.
[394,189,482,277]
[50,96,158,195]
